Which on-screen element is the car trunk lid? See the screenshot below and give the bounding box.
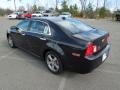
[73,29,109,53]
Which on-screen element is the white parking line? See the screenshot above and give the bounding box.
[97,69,120,74]
[58,76,67,90]
[0,50,16,60]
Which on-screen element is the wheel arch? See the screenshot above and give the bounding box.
[43,48,63,61]
[43,48,65,70]
[42,41,66,66]
[43,42,65,59]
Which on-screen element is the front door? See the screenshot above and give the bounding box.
[13,20,30,50]
[26,20,51,56]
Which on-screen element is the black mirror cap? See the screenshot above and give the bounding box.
[11,26,18,30]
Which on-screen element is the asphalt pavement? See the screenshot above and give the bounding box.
[0,18,120,90]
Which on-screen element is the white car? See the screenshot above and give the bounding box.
[59,12,72,18]
[32,11,42,17]
[7,12,18,19]
[42,10,54,17]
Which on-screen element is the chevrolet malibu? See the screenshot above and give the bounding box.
[7,17,110,74]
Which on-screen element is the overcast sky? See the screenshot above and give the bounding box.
[0,0,120,11]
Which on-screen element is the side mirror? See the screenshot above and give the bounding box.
[11,26,18,30]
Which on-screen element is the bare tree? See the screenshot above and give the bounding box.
[55,0,58,11]
[8,0,22,11]
[115,0,118,11]
[103,0,107,8]
[18,6,25,12]
[79,0,88,17]
[14,0,16,11]
[96,0,99,10]
[27,3,32,12]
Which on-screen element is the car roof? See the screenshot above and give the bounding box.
[30,16,73,23]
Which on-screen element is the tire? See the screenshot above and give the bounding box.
[116,17,118,21]
[8,35,16,48]
[45,51,63,74]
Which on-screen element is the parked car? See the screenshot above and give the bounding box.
[32,11,43,17]
[42,10,54,17]
[6,17,110,74]
[7,12,18,19]
[16,12,24,19]
[114,10,120,21]
[59,12,72,18]
[7,11,24,19]
[22,12,32,19]
[17,11,32,19]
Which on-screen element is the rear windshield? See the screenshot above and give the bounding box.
[56,19,93,34]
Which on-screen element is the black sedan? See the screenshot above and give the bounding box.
[7,17,110,74]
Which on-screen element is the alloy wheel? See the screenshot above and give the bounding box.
[46,54,60,72]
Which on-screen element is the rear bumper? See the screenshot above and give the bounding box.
[64,44,110,73]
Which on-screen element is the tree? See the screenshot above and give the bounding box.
[55,0,59,11]
[18,6,25,12]
[99,7,106,18]
[69,4,79,17]
[61,0,69,12]
[0,8,13,16]
[103,0,107,8]
[100,7,111,18]
[27,3,32,12]
[8,0,22,11]
[32,4,37,12]
[0,8,5,16]
[73,4,79,16]
[85,3,94,18]
[95,0,99,18]
[5,8,13,15]
[38,6,45,11]
[79,0,88,17]
[38,6,42,11]
[69,5,73,13]
[49,7,54,11]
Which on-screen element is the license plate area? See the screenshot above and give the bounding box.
[102,53,107,61]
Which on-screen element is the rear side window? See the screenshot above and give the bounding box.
[29,21,51,35]
[17,20,30,31]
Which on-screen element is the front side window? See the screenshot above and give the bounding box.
[17,20,30,31]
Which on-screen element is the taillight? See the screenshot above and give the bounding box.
[85,42,97,56]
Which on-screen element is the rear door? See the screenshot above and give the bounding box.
[26,20,51,56]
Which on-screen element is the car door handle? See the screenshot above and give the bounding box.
[39,37,46,40]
